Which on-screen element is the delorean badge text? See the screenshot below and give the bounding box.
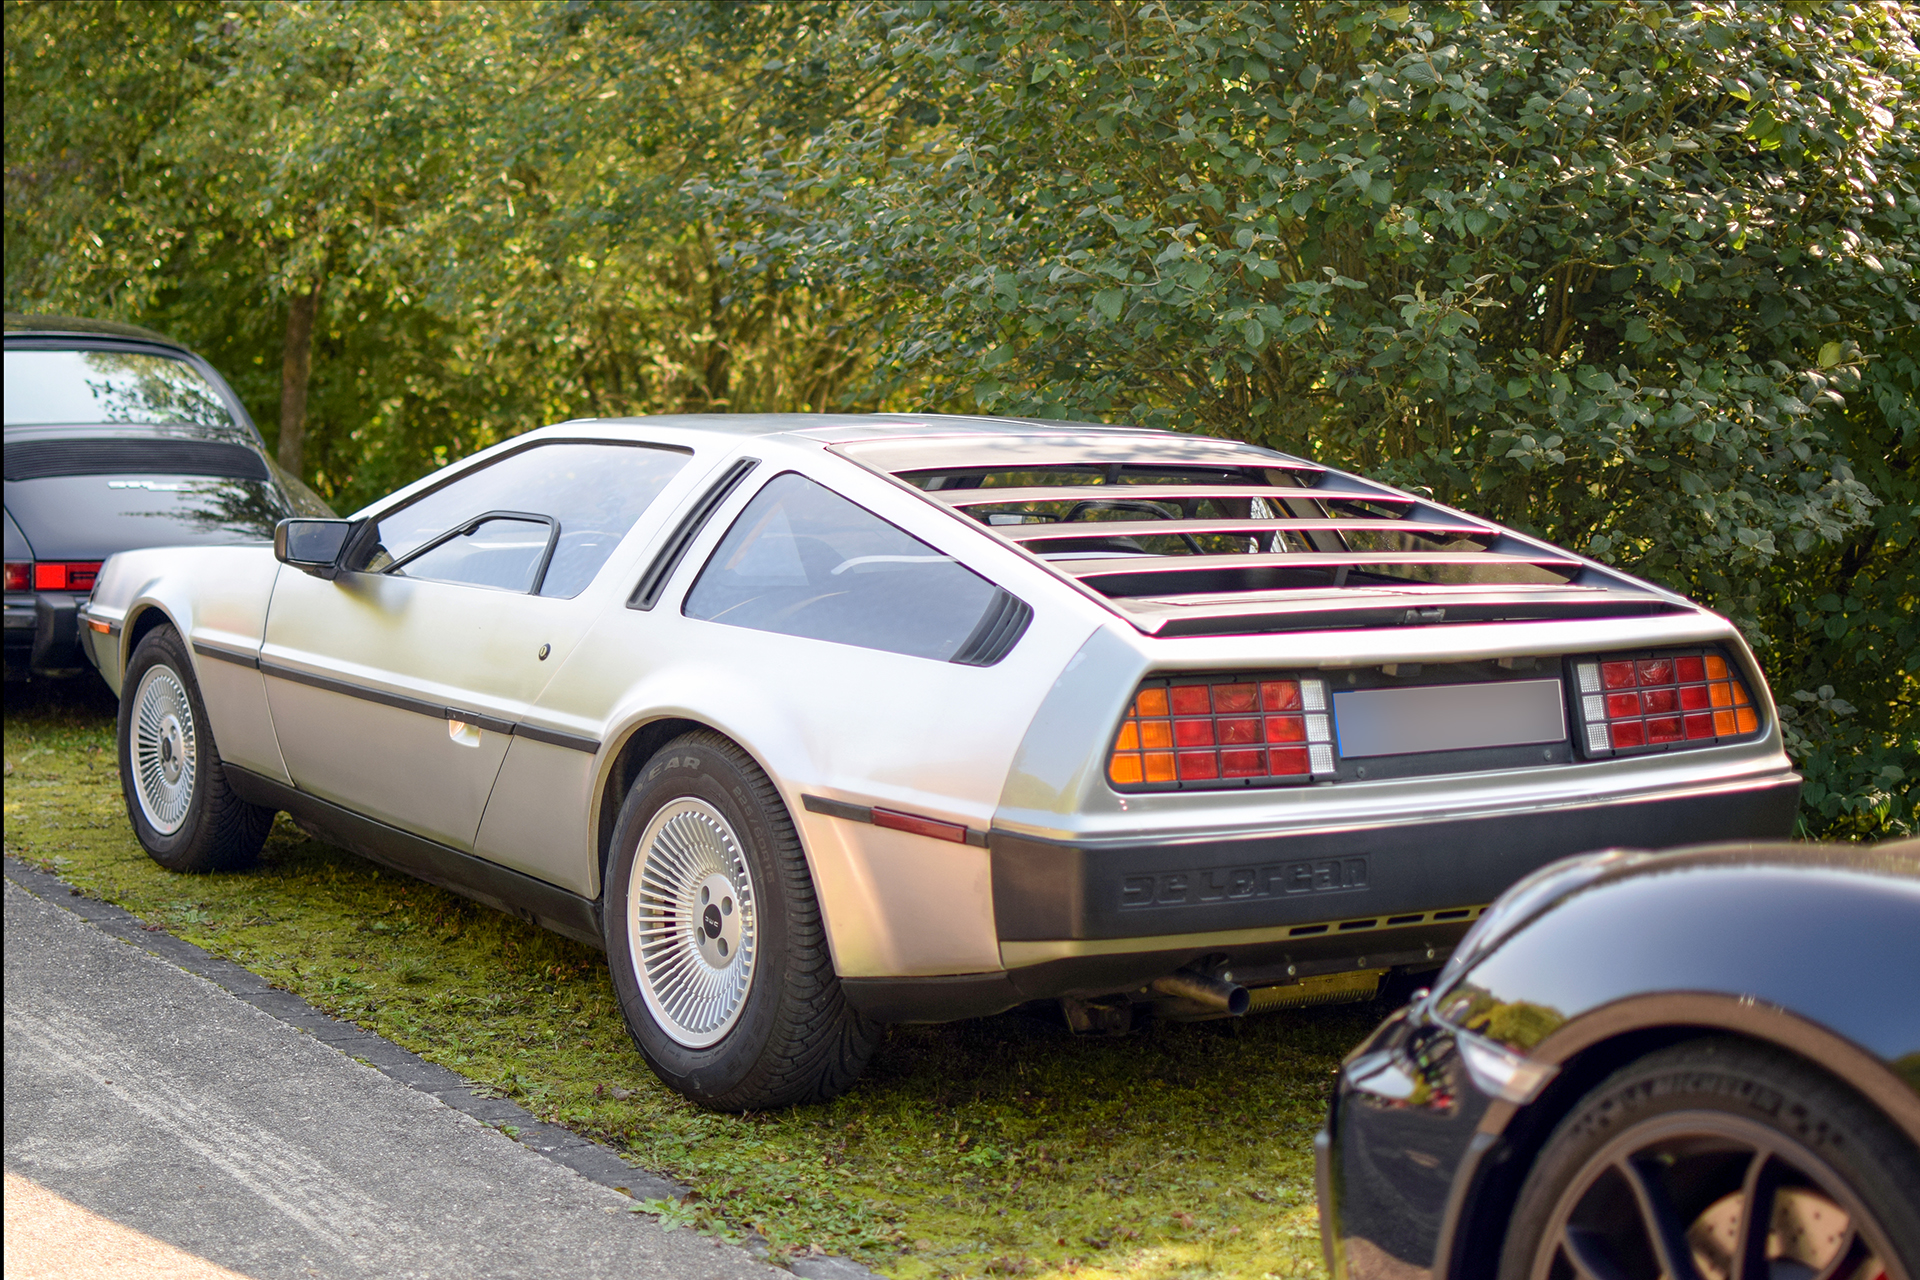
[1120,856,1370,909]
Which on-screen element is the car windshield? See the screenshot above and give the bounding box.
[3,349,236,429]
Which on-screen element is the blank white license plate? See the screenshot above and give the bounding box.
[1332,678,1567,758]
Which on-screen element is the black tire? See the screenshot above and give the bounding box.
[1499,1037,1920,1280]
[603,730,879,1110]
[117,624,274,873]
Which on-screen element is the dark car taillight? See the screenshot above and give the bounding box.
[3,561,28,592]
[1109,674,1337,790]
[1571,651,1761,757]
[31,561,102,591]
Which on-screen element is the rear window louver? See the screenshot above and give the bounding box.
[3,438,270,482]
[916,465,1666,635]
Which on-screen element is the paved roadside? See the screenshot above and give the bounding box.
[2,865,804,1280]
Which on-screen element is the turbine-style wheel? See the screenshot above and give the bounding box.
[1501,1039,1918,1280]
[603,730,878,1110]
[117,624,274,872]
[629,798,759,1049]
[130,661,198,835]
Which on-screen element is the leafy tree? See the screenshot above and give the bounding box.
[7,0,1913,833]
[699,0,1917,834]
[5,0,877,509]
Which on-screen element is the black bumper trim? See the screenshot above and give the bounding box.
[16,591,87,675]
[223,765,603,949]
[990,777,1801,942]
[838,931,1464,1021]
[840,972,1026,1023]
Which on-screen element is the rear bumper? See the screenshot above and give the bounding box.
[989,774,1802,942]
[3,590,88,678]
[842,774,1800,1023]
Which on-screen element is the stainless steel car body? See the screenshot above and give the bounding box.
[81,414,1801,1018]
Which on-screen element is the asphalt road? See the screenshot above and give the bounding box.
[3,869,791,1280]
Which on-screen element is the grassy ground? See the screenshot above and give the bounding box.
[3,680,1385,1279]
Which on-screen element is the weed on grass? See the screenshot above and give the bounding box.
[5,685,1375,1277]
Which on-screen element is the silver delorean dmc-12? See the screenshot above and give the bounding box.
[80,415,1800,1109]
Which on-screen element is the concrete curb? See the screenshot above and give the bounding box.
[2,854,882,1280]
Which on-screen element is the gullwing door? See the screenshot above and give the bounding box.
[261,440,689,852]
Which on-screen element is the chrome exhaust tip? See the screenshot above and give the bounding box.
[1150,968,1250,1017]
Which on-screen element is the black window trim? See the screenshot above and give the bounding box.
[629,456,760,611]
[344,436,695,582]
[382,508,559,595]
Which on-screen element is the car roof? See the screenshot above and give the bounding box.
[542,412,1676,636]
[559,412,1313,467]
[3,312,187,350]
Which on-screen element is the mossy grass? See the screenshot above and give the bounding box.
[6,683,1379,1277]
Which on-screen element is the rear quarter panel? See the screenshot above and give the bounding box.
[531,440,1106,975]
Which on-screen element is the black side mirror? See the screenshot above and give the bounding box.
[274,518,356,580]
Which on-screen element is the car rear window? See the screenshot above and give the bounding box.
[683,472,1013,662]
[3,350,235,429]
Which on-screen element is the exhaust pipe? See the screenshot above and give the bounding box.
[1150,969,1250,1017]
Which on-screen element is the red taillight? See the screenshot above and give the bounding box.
[3,562,29,592]
[1573,650,1760,756]
[1110,674,1336,790]
[31,561,102,591]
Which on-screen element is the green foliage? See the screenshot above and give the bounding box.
[6,0,1915,832]
[5,0,881,510]
[700,0,1918,834]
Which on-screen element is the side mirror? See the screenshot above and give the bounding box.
[274,518,356,580]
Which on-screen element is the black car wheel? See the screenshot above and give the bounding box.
[118,624,274,872]
[1500,1038,1918,1280]
[603,730,878,1110]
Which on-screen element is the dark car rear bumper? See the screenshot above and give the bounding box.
[3,590,88,678]
[988,775,1802,942]
[840,775,1802,1023]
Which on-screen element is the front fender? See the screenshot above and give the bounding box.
[1434,848,1920,1142]
[88,545,287,782]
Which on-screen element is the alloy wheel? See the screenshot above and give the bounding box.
[627,798,758,1048]
[1529,1110,1896,1280]
[131,663,198,835]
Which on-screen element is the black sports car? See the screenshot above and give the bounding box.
[1317,840,1920,1280]
[4,313,330,679]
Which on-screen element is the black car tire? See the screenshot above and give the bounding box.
[1499,1036,1920,1280]
[117,624,274,873]
[603,730,879,1110]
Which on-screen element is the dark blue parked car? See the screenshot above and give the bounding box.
[1317,840,1920,1280]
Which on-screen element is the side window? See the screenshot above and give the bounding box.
[358,442,690,595]
[683,472,1017,662]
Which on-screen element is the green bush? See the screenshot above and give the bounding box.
[7,0,1914,834]
[700,0,1918,834]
